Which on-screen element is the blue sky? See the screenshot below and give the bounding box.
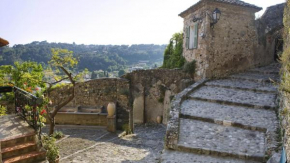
[0,0,286,46]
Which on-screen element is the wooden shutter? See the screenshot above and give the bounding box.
[186,27,190,49]
[193,23,198,49]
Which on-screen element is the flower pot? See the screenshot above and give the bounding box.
[157,116,162,124]
[107,102,116,117]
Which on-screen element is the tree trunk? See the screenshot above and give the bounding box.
[49,117,55,136]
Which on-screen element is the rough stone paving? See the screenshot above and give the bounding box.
[42,124,166,163]
[162,63,280,162]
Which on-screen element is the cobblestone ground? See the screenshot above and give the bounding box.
[162,63,281,162]
[42,124,166,163]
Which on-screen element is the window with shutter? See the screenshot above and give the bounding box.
[193,23,198,49]
[187,23,198,49]
[186,27,190,49]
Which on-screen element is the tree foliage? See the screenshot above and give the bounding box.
[162,32,185,69]
[45,48,86,135]
[118,69,126,77]
[0,41,166,72]
[0,61,44,91]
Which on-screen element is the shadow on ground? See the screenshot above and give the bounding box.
[42,123,166,163]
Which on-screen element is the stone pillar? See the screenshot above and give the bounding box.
[133,95,144,123]
[163,90,172,124]
[107,115,116,133]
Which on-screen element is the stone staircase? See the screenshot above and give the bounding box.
[162,64,280,162]
[0,115,46,163]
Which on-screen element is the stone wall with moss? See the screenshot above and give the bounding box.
[279,1,290,161]
[50,78,130,130]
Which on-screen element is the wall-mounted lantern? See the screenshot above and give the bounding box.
[210,8,221,28]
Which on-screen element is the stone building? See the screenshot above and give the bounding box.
[254,3,285,66]
[180,0,283,79]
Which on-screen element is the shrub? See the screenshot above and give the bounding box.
[51,131,64,140]
[42,135,59,163]
[0,105,7,116]
[183,60,196,74]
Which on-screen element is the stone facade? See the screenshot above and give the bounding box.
[180,0,284,79]
[50,78,130,130]
[123,69,194,124]
[180,0,261,79]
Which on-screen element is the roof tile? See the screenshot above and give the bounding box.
[179,0,262,17]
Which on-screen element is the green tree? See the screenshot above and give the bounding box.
[45,48,84,135]
[118,69,126,77]
[162,32,185,69]
[0,61,44,92]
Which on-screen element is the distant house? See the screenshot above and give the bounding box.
[179,0,284,79]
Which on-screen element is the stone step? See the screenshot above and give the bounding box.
[3,151,46,163]
[189,86,277,109]
[248,63,281,75]
[161,150,260,163]
[205,79,277,93]
[1,142,37,159]
[178,119,266,162]
[1,132,36,149]
[230,72,279,83]
[181,100,277,132]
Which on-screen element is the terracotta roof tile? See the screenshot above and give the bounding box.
[179,0,262,17]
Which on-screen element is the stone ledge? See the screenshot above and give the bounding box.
[177,145,265,162]
[165,79,207,149]
[189,96,277,110]
[180,114,267,132]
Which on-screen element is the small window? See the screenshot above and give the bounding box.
[186,23,198,49]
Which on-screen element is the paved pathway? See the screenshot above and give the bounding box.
[0,115,34,140]
[42,124,166,163]
[162,63,280,162]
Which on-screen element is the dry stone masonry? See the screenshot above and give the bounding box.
[163,63,280,162]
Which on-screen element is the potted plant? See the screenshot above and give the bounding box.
[42,135,59,163]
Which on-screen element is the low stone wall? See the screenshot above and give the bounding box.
[50,78,130,130]
[123,69,194,124]
[165,80,206,149]
[54,112,108,126]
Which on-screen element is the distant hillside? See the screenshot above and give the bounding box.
[0,41,166,71]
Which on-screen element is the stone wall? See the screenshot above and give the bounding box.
[50,78,130,130]
[123,69,194,124]
[182,1,259,79]
[254,3,285,67]
[55,112,108,126]
[205,1,258,78]
[182,4,209,80]
[181,1,284,79]
[278,92,290,162]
